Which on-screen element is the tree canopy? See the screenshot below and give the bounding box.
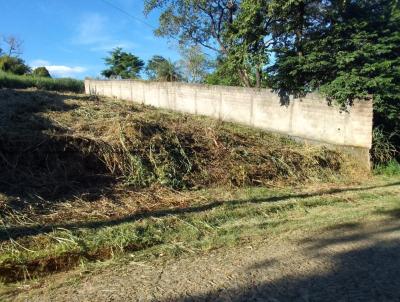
[101,48,144,79]
[179,45,211,83]
[146,55,183,82]
[144,0,259,86]
[204,55,241,86]
[0,55,30,75]
[144,0,239,52]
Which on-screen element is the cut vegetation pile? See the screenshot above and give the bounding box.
[0,89,353,196]
[0,88,364,283]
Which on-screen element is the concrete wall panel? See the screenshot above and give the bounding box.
[84,79,373,157]
[220,90,252,125]
[174,84,197,114]
[252,93,292,133]
[195,86,221,119]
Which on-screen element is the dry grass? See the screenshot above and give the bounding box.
[0,88,370,282]
[0,88,364,225]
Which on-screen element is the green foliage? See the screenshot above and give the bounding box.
[101,47,144,79]
[144,0,238,50]
[144,0,258,86]
[33,66,51,78]
[374,160,400,176]
[179,45,212,83]
[0,71,84,93]
[145,55,167,79]
[223,0,271,87]
[204,57,241,86]
[145,55,183,82]
[0,55,31,75]
[317,1,400,126]
[268,0,400,160]
[371,126,399,165]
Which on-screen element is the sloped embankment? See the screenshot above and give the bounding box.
[0,88,364,282]
[0,89,358,198]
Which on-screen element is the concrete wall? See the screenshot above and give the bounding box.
[85,79,373,168]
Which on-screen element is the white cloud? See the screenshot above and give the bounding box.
[74,13,137,52]
[31,60,87,78]
[45,65,87,77]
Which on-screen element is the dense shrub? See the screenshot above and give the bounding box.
[0,71,84,93]
[33,66,51,78]
[0,55,31,75]
[374,160,400,176]
[371,127,399,165]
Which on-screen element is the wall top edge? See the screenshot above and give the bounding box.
[85,78,372,105]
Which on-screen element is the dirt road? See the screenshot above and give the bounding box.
[8,217,400,302]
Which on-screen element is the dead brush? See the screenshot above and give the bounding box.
[0,89,362,223]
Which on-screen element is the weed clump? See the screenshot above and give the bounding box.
[374,160,400,176]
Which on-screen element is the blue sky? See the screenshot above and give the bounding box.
[0,0,182,78]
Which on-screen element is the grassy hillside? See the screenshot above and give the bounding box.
[0,71,84,93]
[0,88,366,282]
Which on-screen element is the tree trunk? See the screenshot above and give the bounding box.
[255,68,261,88]
[238,69,251,87]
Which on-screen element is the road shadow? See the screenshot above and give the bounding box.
[374,208,400,220]
[164,221,400,301]
[1,180,399,241]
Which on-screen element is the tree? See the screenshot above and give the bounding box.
[204,56,241,86]
[267,0,335,96]
[0,55,30,75]
[33,67,51,78]
[145,55,168,80]
[223,0,273,87]
[101,47,144,79]
[179,45,211,83]
[144,0,257,86]
[158,59,183,82]
[146,55,183,81]
[144,0,239,52]
[268,0,400,158]
[3,35,23,56]
[145,0,280,87]
[269,0,399,101]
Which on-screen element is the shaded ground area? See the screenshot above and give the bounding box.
[6,209,400,302]
[2,180,398,242]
